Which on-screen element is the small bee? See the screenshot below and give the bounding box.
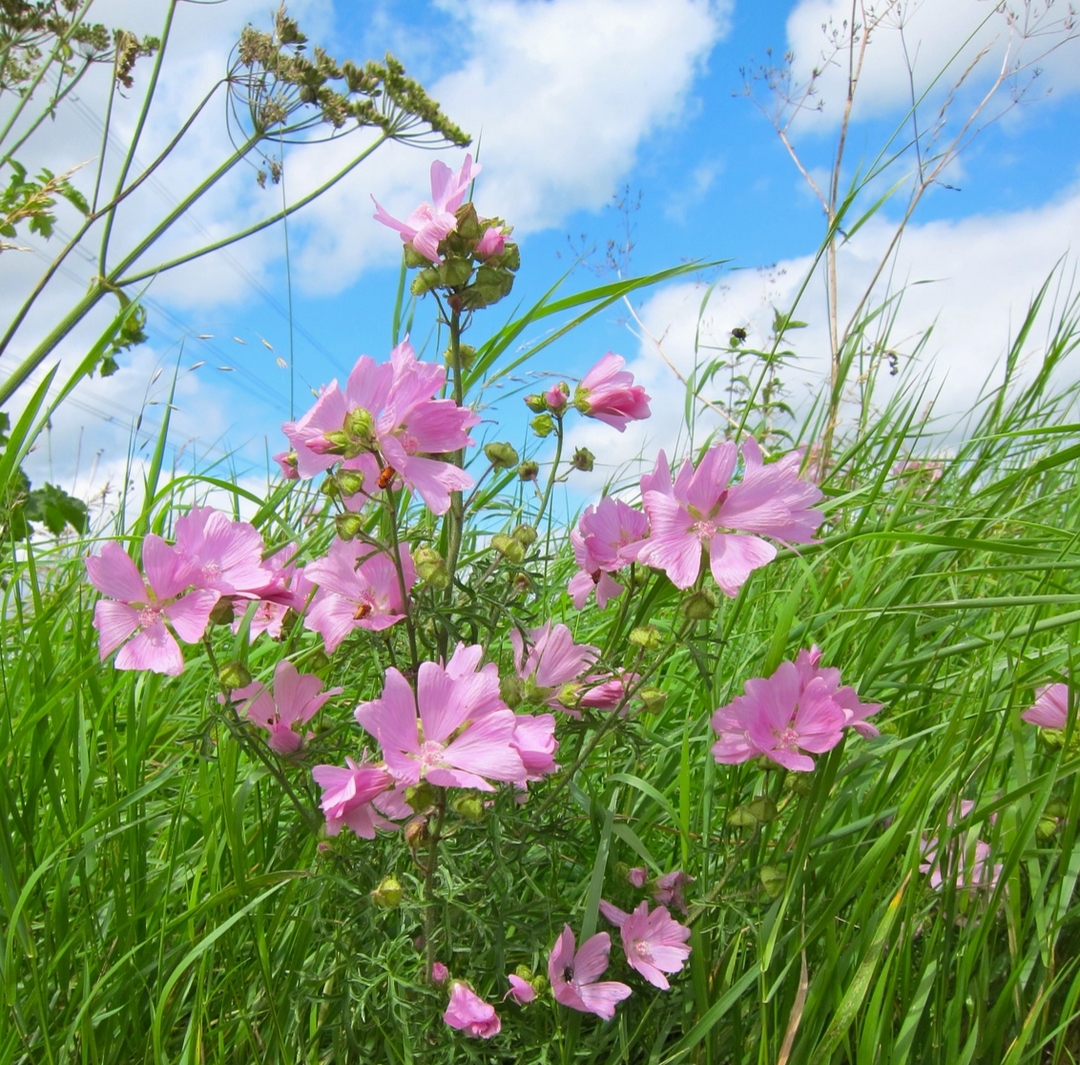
[377,464,396,490]
[353,602,373,621]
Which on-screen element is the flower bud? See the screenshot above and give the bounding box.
[1045,798,1068,819]
[317,840,334,855]
[544,384,568,411]
[451,792,485,822]
[784,772,814,797]
[410,266,440,295]
[628,626,662,650]
[557,683,582,710]
[334,513,363,541]
[1036,817,1060,841]
[413,545,449,589]
[639,687,667,713]
[335,469,365,497]
[681,587,718,620]
[371,875,403,909]
[530,414,555,438]
[510,573,531,597]
[727,805,757,827]
[345,407,375,443]
[759,865,786,899]
[438,257,474,288]
[513,523,538,546]
[518,461,540,482]
[320,474,339,496]
[500,674,523,708]
[747,796,779,823]
[455,201,483,241]
[484,441,519,469]
[524,394,547,413]
[217,661,252,690]
[1039,728,1066,751]
[320,429,350,455]
[571,447,595,472]
[404,817,429,848]
[403,244,430,269]
[209,595,236,627]
[405,781,438,813]
[491,533,525,564]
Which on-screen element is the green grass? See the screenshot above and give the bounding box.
[2,284,1080,1065]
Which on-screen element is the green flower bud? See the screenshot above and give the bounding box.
[491,533,525,564]
[530,414,555,438]
[498,242,521,272]
[500,674,523,709]
[218,661,252,691]
[1045,798,1068,819]
[629,626,662,650]
[334,469,365,497]
[413,545,449,589]
[759,865,786,899]
[469,264,515,307]
[557,683,582,710]
[747,796,779,823]
[727,805,757,827]
[513,523,538,546]
[405,781,438,813]
[320,474,339,496]
[403,244,430,269]
[438,256,474,288]
[518,460,540,482]
[454,201,483,241]
[411,267,440,295]
[451,792,485,822]
[1040,728,1066,751]
[571,447,595,472]
[484,441,520,469]
[681,587,718,620]
[524,394,547,413]
[404,818,429,848]
[334,513,363,541]
[371,875,403,909]
[639,687,667,713]
[208,595,236,627]
[784,771,814,797]
[320,429,350,455]
[514,964,534,983]
[511,573,531,597]
[1036,817,1060,841]
[305,649,331,674]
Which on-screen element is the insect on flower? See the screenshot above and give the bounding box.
[377,464,396,489]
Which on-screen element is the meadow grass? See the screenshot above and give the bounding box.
[2,283,1080,1065]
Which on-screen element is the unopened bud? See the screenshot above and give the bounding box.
[513,523,538,545]
[1036,817,1060,841]
[317,840,334,855]
[320,474,339,496]
[345,408,375,442]
[305,649,331,673]
[209,595,236,627]
[681,587,718,620]
[403,244,429,269]
[1040,728,1066,751]
[759,865,785,899]
[500,674,523,708]
[747,796,779,823]
[451,793,485,822]
[492,533,525,564]
[404,818,429,848]
[524,394,547,413]
[518,461,540,482]
[405,781,437,813]
[511,573,531,596]
[727,805,757,827]
[484,441,519,469]
[557,683,582,709]
[335,469,365,496]
[629,626,662,650]
[784,772,814,797]
[371,875,403,909]
[514,964,534,983]
[530,414,555,438]
[437,257,474,288]
[334,513,363,541]
[639,687,667,713]
[410,266,440,295]
[413,545,449,589]
[571,447,595,472]
[218,661,252,691]
[1045,798,1068,819]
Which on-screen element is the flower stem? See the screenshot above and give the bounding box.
[423,789,449,980]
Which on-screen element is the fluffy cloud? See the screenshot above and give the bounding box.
[572,180,1080,477]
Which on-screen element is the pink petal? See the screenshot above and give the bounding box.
[85,542,146,603]
[93,600,141,659]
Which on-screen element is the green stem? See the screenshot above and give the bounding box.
[440,305,467,656]
[533,414,565,528]
[423,790,448,980]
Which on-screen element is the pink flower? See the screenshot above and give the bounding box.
[1021,683,1069,729]
[310,755,403,838]
[653,870,693,915]
[372,154,480,263]
[511,622,600,710]
[636,438,823,594]
[598,900,691,990]
[573,353,651,431]
[793,646,882,739]
[173,506,278,599]
[304,541,416,653]
[712,662,847,772]
[475,225,506,261]
[548,925,631,1020]
[579,674,636,713]
[509,712,559,782]
[567,497,649,610]
[86,538,218,675]
[432,962,449,985]
[226,660,342,754]
[920,803,1002,894]
[443,981,500,1038]
[273,450,299,480]
[505,974,536,1005]
[232,543,314,641]
[283,339,478,515]
[626,867,648,889]
[354,660,526,791]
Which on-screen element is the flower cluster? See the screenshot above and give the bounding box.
[711,646,880,772]
[919,800,1002,895]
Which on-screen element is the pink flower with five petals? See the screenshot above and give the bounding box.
[443,981,500,1038]
[573,353,651,431]
[598,900,691,989]
[548,925,631,1020]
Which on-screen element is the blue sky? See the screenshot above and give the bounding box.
[5,0,1079,503]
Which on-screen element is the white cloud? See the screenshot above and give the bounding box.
[580,180,1080,472]
[781,0,1080,130]
[291,0,730,290]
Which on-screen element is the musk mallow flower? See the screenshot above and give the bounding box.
[920,801,1002,894]
[304,541,416,653]
[86,537,218,676]
[598,900,691,990]
[548,925,631,1020]
[573,352,651,431]
[173,505,280,600]
[372,154,480,263]
[354,660,526,791]
[225,660,342,754]
[310,755,404,838]
[443,981,500,1038]
[792,645,882,738]
[635,437,823,594]
[1021,683,1069,730]
[567,496,650,610]
[511,622,600,710]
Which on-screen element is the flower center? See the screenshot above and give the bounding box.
[775,725,800,747]
[138,605,163,629]
[202,560,223,581]
[693,519,718,543]
[418,740,446,773]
